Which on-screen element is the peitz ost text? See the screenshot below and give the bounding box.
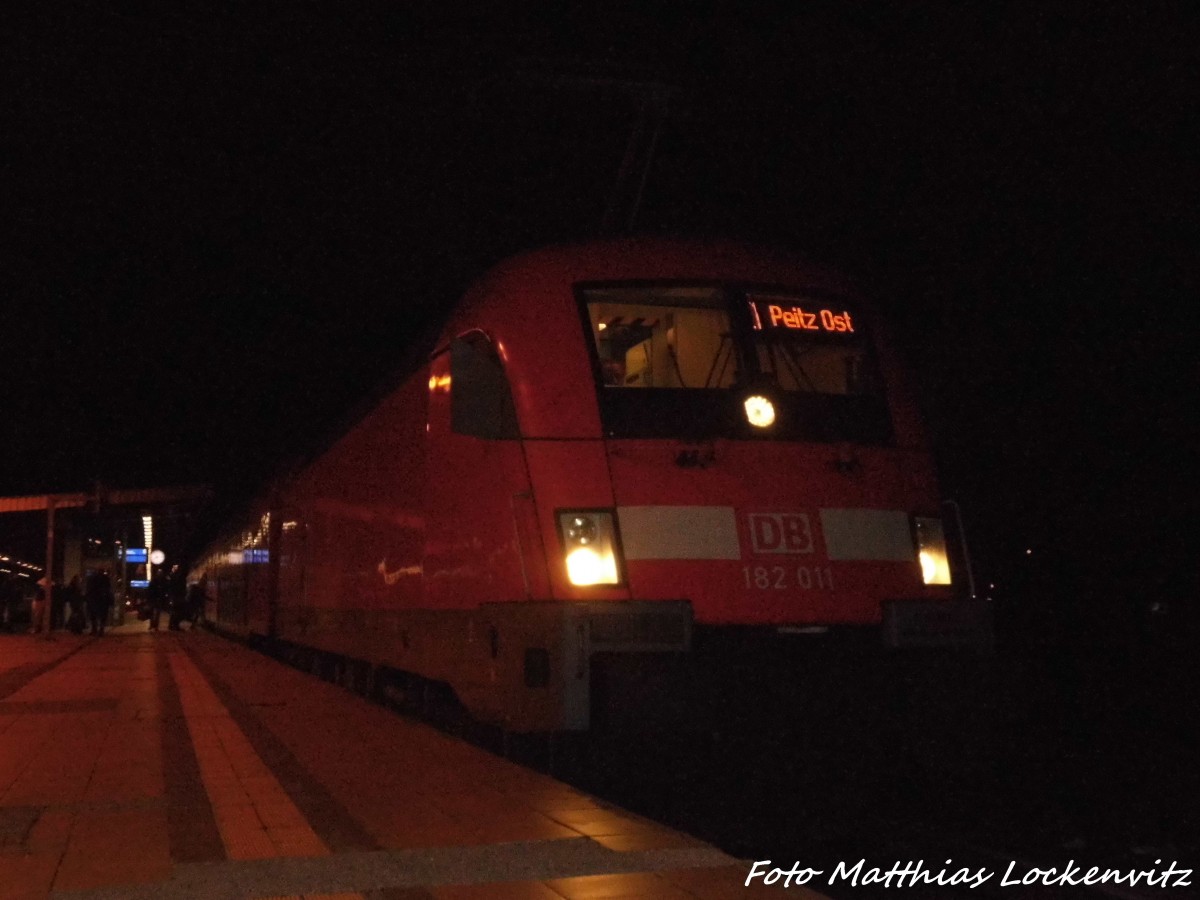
[746,858,1193,890]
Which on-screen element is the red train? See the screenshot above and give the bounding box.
[193,238,985,731]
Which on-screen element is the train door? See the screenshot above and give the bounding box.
[424,331,550,608]
[273,502,307,641]
[426,331,599,727]
[265,504,283,639]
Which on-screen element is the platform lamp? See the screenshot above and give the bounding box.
[143,515,153,566]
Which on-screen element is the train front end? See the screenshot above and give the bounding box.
[476,240,989,730]
[578,281,963,632]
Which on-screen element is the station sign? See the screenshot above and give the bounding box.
[129,579,150,588]
[124,548,148,563]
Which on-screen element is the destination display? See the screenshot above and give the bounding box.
[748,296,855,335]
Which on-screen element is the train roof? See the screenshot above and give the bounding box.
[469,236,859,300]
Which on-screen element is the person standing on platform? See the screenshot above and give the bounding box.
[30,577,48,634]
[85,569,113,636]
[147,571,167,631]
[64,575,85,634]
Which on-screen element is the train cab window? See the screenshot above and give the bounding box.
[580,283,893,444]
[450,333,519,439]
[584,286,737,390]
[746,293,881,397]
[742,292,891,442]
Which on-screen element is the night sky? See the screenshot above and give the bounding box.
[2,4,1194,626]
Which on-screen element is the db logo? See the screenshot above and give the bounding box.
[748,513,815,555]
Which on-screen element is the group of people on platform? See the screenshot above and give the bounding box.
[142,565,202,632]
[0,566,205,636]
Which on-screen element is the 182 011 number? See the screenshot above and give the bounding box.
[742,565,835,591]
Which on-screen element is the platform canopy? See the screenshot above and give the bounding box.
[0,485,211,515]
[0,485,213,582]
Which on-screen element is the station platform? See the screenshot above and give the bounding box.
[1,626,820,899]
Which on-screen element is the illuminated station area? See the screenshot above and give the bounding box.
[0,486,210,626]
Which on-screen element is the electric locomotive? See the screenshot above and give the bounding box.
[193,238,985,732]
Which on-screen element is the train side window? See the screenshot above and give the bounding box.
[450,334,520,439]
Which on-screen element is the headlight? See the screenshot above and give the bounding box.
[558,511,621,586]
[913,516,952,585]
[743,394,776,428]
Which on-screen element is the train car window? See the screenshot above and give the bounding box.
[450,334,520,439]
[584,286,737,390]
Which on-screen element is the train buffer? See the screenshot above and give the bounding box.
[0,627,824,898]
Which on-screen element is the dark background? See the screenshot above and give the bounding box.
[2,4,1194,631]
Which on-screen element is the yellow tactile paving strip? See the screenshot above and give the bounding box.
[0,630,821,899]
[168,649,331,862]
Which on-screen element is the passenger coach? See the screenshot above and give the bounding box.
[193,238,983,731]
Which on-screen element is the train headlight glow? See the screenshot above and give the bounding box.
[565,547,618,585]
[558,510,621,586]
[913,516,952,585]
[744,394,776,428]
